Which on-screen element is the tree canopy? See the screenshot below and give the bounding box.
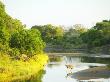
[0,1,45,57]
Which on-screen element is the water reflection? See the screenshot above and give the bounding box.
[27,70,46,82]
[47,63,61,68]
[18,54,110,82]
[47,55,63,68]
[46,55,110,82]
[81,56,110,69]
[14,70,45,82]
[81,56,110,64]
[49,55,63,62]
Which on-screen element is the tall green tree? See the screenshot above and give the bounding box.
[10,29,45,56]
[93,20,110,44]
[32,24,64,44]
[81,29,104,47]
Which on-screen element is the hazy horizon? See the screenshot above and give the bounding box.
[1,0,110,28]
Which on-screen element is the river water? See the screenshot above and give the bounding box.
[19,53,110,82]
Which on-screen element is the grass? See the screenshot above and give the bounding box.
[0,53,48,82]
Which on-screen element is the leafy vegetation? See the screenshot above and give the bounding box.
[81,20,110,47]
[32,21,110,53]
[0,1,45,57]
[0,0,110,81]
[32,24,64,45]
[9,29,45,56]
[0,1,48,81]
[32,24,87,49]
[80,20,110,53]
[0,53,48,82]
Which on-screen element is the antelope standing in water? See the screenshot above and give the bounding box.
[65,64,74,73]
[65,64,74,69]
[64,56,74,74]
[65,64,74,78]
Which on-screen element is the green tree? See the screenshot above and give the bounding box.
[0,26,10,53]
[0,26,9,45]
[0,1,24,34]
[32,24,64,44]
[93,20,110,44]
[94,20,110,30]
[73,24,87,34]
[10,29,45,56]
[0,1,5,12]
[81,29,104,47]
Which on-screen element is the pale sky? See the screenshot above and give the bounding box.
[1,0,110,28]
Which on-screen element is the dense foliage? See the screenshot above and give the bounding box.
[0,1,45,57]
[0,2,48,81]
[32,24,87,49]
[81,20,110,48]
[32,24,64,45]
[0,1,110,54]
[10,29,45,56]
[32,21,110,53]
[0,53,48,81]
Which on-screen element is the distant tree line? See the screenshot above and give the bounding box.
[81,20,110,48]
[1,1,110,55]
[32,20,110,53]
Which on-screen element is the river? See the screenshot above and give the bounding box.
[17,53,110,82]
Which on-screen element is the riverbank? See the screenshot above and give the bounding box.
[47,53,110,58]
[89,45,110,54]
[47,52,84,56]
[45,45,110,54]
[0,53,48,82]
[71,66,110,81]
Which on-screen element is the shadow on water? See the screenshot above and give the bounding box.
[13,70,46,82]
[47,55,63,68]
[65,55,110,67]
[81,56,110,64]
[81,56,110,68]
[49,55,63,62]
